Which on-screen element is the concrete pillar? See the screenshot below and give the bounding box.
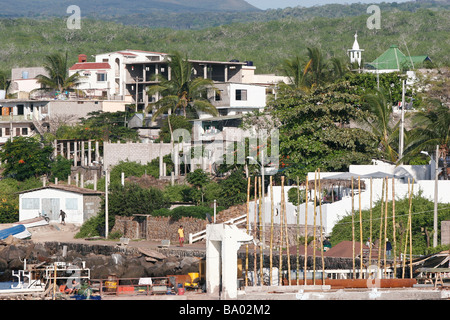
[203,64,207,79]
[121,172,125,186]
[94,172,97,191]
[66,141,70,160]
[80,174,84,188]
[224,65,228,82]
[206,224,253,300]
[75,173,79,187]
[88,141,92,166]
[53,139,57,159]
[159,141,163,178]
[81,141,85,166]
[73,141,77,167]
[95,141,99,163]
[60,143,64,157]
[68,175,71,185]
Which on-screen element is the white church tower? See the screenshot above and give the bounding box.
[347,32,364,68]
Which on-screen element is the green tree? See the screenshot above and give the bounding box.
[0,137,53,181]
[218,170,248,207]
[404,104,450,179]
[359,90,399,163]
[35,52,81,94]
[147,52,218,142]
[330,194,450,255]
[50,155,72,181]
[271,82,377,180]
[186,169,210,204]
[108,183,169,217]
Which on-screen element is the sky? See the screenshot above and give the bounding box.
[245,0,411,10]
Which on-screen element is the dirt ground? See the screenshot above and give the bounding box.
[1,222,206,251]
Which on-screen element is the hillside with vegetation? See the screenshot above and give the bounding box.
[0,8,448,77]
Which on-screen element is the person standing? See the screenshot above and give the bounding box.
[178,225,184,247]
[59,210,66,225]
[386,238,392,259]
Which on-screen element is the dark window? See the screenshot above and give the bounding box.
[236,89,247,101]
[97,73,107,82]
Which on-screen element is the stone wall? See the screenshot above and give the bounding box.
[112,215,208,242]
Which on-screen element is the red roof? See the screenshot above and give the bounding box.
[69,62,111,70]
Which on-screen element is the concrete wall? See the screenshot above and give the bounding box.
[442,221,450,246]
[103,141,174,169]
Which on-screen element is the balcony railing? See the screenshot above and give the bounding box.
[0,114,34,122]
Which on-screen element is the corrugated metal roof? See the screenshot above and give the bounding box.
[18,184,104,195]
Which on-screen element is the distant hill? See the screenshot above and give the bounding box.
[0,0,260,18]
[0,8,448,76]
[2,1,449,30]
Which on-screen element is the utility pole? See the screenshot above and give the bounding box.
[433,144,439,247]
[399,79,405,163]
[105,168,109,239]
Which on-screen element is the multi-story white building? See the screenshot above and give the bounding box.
[69,50,284,118]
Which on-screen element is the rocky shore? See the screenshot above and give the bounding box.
[0,236,205,283]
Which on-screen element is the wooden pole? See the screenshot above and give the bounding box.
[369,178,373,265]
[269,176,274,286]
[245,177,250,287]
[318,169,325,285]
[351,176,355,279]
[409,179,414,279]
[359,176,363,279]
[279,177,283,286]
[377,177,385,278]
[282,176,291,286]
[254,176,258,286]
[392,177,397,278]
[296,176,300,285]
[259,176,263,285]
[383,177,389,278]
[313,171,317,284]
[402,178,411,279]
[304,175,309,285]
[53,262,57,300]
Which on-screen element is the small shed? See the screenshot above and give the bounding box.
[18,184,104,225]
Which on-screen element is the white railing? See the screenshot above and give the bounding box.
[189,214,247,244]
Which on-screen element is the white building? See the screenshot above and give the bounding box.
[9,67,48,99]
[18,184,104,225]
[347,32,364,67]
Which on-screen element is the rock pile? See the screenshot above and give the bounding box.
[0,238,203,282]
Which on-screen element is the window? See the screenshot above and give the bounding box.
[235,89,247,101]
[22,198,39,210]
[22,128,28,135]
[215,90,222,101]
[5,128,10,136]
[97,73,107,82]
[17,105,24,115]
[65,198,78,210]
[16,128,21,136]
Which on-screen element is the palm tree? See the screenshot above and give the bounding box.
[403,104,450,179]
[36,52,81,94]
[147,52,218,120]
[280,55,311,91]
[306,47,329,88]
[359,90,400,163]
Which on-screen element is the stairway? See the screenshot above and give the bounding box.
[188,214,247,244]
